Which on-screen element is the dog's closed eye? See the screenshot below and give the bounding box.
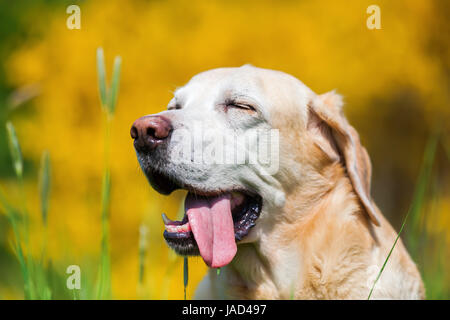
[168,103,182,111]
[224,100,257,114]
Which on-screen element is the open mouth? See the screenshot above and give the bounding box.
[147,170,262,268]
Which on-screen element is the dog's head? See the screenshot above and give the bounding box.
[131,65,379,268]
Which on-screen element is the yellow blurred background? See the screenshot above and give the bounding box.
[0,0,449,299]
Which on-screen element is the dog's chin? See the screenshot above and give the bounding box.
[144,167,262,258]
[144,168,180,195]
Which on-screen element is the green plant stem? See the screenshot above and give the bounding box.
[0,188,31,299]
[18,173,36,300]
[367,131,439,300]
[183,257,188,300]
[6,122,35,299]
[97,114,112,299]
[137,224,148,299]
[367,213,409,300]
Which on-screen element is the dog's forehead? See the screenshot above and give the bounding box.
[177,66,309,99]
[174,66,313,127]
[175,66,261,101]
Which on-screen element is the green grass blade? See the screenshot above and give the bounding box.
[368,131,439,299]
[6,122,23,179]
[38,150,52,299]
[100,169,111,221]
[0,187,31,299]
[39,151,51,226]
[183,257,188,300]
[106,56,121,116]
[97,168,111,299]
[408,132,439,237]
[6,121,28,228]
[367,211,409,300]
[96,48,108,107]
[5,121,36,299]
[95,48,122,300]
[138,224,148,286]
[443,139,450,163]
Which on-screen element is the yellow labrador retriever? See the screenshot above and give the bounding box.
[131,65,424,299]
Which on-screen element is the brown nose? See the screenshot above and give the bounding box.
[131,115,172,152]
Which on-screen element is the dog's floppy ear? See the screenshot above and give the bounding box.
[308,91,381,226]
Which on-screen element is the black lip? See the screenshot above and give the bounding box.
[163,231,200,256]
[145,169,180,195]
[145,166,260,198]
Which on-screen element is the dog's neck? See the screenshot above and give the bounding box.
[224,164,368,299]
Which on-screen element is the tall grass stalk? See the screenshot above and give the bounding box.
[410,129,448,299]
[0,187,30,298]
[95,47,121,299]
[39,151,51,261]
[38,150,52,299]
[6,122,29,247]
[2,122,54,299]
[5,121,35,299]
[183,257,188,300]
[408,132,440,247]
[138,224,149,298]
[443,140,450,163]
[39,151,51,227]
[367,131,439,300]
[423,180,446,298]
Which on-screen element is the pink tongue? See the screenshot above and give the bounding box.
[185,193,237,268]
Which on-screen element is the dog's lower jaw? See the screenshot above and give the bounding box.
[194,171,425,300]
